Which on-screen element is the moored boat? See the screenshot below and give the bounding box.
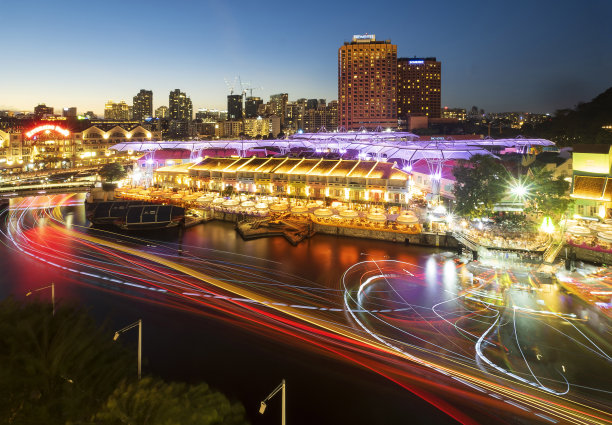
[86,201,152,225]
[114,205,185,230]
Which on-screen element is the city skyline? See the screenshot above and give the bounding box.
[1,0,611,115]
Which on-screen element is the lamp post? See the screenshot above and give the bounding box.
[26,282,55,316]
[259,379,286,425]
[113,319,142,380]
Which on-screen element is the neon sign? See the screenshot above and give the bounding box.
[408,60,424,65]
[26,125,70,138]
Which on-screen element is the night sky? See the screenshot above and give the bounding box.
[2,0,611,114]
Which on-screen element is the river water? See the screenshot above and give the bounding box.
[0,195,474,424]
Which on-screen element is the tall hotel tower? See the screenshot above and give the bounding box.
[338,34,397,130]
[397,58,441,119]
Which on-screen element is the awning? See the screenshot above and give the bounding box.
[571,175,606,199]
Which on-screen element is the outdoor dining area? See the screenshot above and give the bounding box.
[565,219,612,253]
[460,223,550,252]
[114,185,422,233]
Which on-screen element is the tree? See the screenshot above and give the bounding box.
[452,155,506,218]
[0,299,133,425]
[99,162,127,182]
[523,167,572,221]
[91,377,248,425]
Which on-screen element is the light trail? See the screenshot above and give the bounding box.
[2,194,612,424]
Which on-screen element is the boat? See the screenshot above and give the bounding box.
[86,201,151,225]
[114,205,185,230]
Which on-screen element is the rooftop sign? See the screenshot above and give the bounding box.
[26,124,70,138]
[408,60,424,65]
[352,34,375,42]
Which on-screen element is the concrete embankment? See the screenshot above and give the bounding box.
[570,246,612,265]
[312,222,459,248]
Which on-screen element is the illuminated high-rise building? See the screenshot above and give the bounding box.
[133,89,153,121]
[338,34,397,130]
[104,100,130,120]
[397,57,441,119]
[169,89,192,121]
[227,95,243,120]
[269,93,288,126]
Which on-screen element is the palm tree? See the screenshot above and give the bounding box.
[0,299,133,424]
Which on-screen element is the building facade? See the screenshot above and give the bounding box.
[244,97,262,118]
[133,89,153,122]
[227,95,243,120]
[62,107,77,118]
[338,34,397,130]
[397,57,441,119]
[104,101,130,120]
[34,104,54,117]
[269,94,288,127]
[570,144,612,219]
[442,107,466,121]
[0,120,161,170]
[169,89,193,121]
[154,156,411,203]
[243,117,270,138]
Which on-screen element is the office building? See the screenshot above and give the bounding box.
[133,89,153,121]
[169,89,193,121]
[338,34,397,130]
[269,93,288,126]
[62,107,77,118]
[245,97,263,118]
[104,101,130,120]
[227,95,243,120]
[442,107,466,121]
[243,117,270,138]
[397,57,441,119]
[34,104,54,117]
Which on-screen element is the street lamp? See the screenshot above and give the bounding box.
[259,379,286,425]
[26,282,55,316]
[113,319,142,380]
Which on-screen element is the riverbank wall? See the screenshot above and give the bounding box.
[312,222,460,248]
[570,246,612,266]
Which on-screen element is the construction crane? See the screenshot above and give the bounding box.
[224,76,239,95]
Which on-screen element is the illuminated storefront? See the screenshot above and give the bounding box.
[0,120,161,170]
[154,157,412,204]
[570,144,612,219]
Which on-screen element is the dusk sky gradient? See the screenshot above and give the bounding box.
[2,0,611,115]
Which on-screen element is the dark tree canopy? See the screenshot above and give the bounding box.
[0,299,133,425]
[98,162,127,182]
[92,377,249,425]
[0,300,249,425]
[523,167,572,220]
[452,155,507,218]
